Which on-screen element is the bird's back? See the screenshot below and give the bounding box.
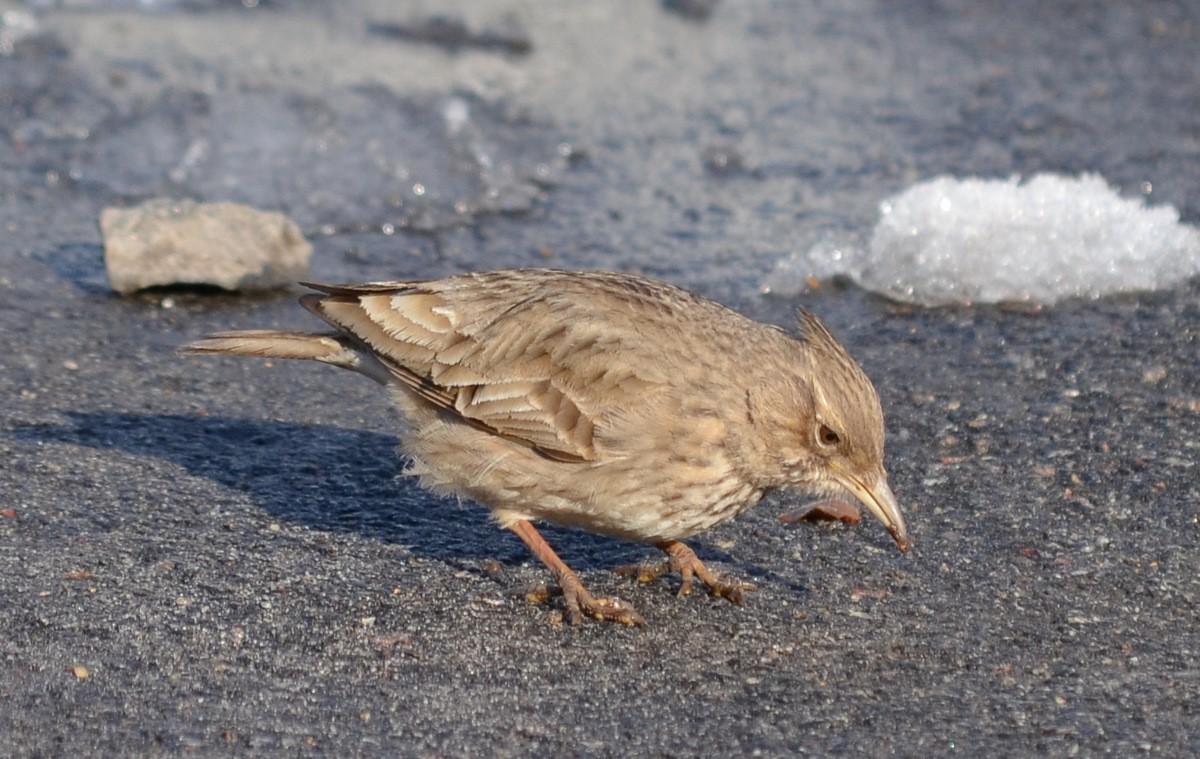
[303,269,784,465]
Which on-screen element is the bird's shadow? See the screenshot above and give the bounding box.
[15,411,790,588]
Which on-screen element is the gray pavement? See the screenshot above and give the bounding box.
[2,1,1198,756]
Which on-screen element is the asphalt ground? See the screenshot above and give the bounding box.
[1,1,1198,756]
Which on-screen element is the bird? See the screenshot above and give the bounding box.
[180,268,909,625]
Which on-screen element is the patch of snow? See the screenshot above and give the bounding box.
[765,174,1200,305]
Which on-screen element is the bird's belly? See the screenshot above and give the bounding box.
[439,454,760,543]
[502,473,762,543]
[402,411,763,543]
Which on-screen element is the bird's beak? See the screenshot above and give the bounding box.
[831,465,911,553]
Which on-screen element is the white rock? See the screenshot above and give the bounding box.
[101,198,311,294]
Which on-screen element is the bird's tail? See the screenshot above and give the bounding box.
[179,330,392,383]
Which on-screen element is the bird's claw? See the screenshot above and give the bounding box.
[618,540,756,606]
[567,593,645,626]
[673,560,755,604]
[706,577,756,605]
[524,579,645,626]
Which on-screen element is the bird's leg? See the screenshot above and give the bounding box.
[508,519,645,626]
[618,540,756,605]
[658,540,756,604]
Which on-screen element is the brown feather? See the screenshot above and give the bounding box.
[297,273,692,462]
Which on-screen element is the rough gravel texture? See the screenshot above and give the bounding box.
[1,1,1197,757]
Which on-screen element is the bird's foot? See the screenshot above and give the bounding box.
[524,579,644,626]
[563,580,645,626]
[509,518,645,626]
[619,540,755,605]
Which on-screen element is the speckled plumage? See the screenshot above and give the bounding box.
[182,269,909,625]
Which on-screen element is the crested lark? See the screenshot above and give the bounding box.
[181,269,909,625]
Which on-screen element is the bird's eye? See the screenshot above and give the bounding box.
[817,424,841,447]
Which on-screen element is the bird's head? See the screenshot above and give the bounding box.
[749,311,911,552]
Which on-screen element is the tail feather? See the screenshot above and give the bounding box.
[179,330,348,360]
[179,330,392,384]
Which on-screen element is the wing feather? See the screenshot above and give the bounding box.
[303,271,687,461]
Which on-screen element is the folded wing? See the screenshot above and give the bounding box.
[303,272,674,462]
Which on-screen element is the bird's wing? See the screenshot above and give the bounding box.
[301,272,677,462]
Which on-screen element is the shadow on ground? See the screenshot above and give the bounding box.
[12,410,793,587]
